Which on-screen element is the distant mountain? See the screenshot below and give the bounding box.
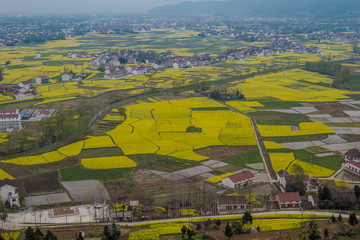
[148,0,360,18]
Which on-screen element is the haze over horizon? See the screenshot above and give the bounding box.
[0,0,207,16]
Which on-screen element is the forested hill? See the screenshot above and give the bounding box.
[148,0,360,18]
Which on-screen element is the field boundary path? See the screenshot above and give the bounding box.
[219,101,276,182]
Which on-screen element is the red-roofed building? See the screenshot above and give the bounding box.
[222,170,255,189]
[346,160,360,175]
[275,192,301,209]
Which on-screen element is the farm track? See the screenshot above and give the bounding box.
[218,101,276,182]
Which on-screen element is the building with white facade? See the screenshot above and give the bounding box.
[222,170,255,189]
[0,109,22,131]
[0,179,19,207]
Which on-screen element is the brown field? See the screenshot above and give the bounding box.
[253,115,281,121]
[23,170,63,196]
[195,146,257,161]
[312,102,357,117]
[0,156,79,179]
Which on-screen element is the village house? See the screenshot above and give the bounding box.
[217,195,247,214]
[35,75,50,84]
[13,92,35,100]
[34,52,41,58]
[344,148,360,162]
[345,160,360,175]
[18,80,33,91]
[222,170,255,189]
[0,109,22,131]
[62,73,74,82]
[36,110,51,120]
[277,170,311,192]
[275,192,301,209]
[0,179,19,207]
[308,193,319,209]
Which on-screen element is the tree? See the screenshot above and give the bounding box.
[307,222,322,240]
[348,212,358,226]
[204,218,211,234]
[323,228,329,238]
[5,61,10,65]
[232,221,243,234]
[242,211,253,229]
[196,223,202,232]
[187,228,196,240]
[331,215,337,223]
[25,227,36,240]
[224,223,233,239]
[34,228,43,239]
[286,181,306,196]
[210,90,221,100]
[111,223,121,240]
[103,225,111,240]
[181,226,187,239]
[215,219,221,229]
[44,230,57,240]
[118,57,127,64]
[0,67,3,82]
[338,214,342,223]
[354,185,360,203]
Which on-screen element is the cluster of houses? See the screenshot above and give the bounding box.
[66,41,323,81]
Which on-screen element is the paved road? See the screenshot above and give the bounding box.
[5,210,350,230]
[218,101,275,182]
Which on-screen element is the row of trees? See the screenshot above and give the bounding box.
[304,61,351,88]
[317,185,360,210]
[180,212,254,239]
[24,227,57,240]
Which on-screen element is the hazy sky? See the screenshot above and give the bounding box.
[0,0,207,15]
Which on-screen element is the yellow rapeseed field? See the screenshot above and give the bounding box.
[288,160,334,177]
[269,152,295,173]
[83,136,117,149]
[258,122,334,137]
[0,169,14,180]
[81,156,137,169]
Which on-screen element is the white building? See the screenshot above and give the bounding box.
[18,80,33,91]
[217,196,247,214]
[346,161,360,175]
[222,170,255,189]
[0,179,19,207]
[35,75,49,84]
[0,109,22,131]
[13,92,35,100]
[62,73,74,82]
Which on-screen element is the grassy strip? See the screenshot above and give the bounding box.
[258,101,303,109]
[264,134,329,143]
[267,149,343,171]
[80,147,124,158]
[224,149,262,168]
[293,150,342,171]
[130,154,199,171]
[59,165,134,182]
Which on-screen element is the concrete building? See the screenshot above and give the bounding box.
[0,179,19,207]
[0,109,22,131]
[217,196,247,214]
[222,170,255,189]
